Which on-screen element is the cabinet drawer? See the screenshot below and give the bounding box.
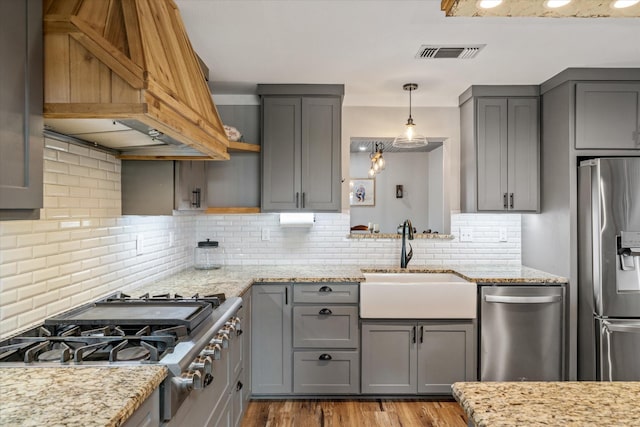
[293,305,358,348]
[293,350,360,394]
[292,283,359,303]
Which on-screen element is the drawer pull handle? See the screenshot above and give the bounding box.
[319,354,332,361]
[319,286,333,293]
[319,308,332,315]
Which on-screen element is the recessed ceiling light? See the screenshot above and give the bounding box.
[544,0,572,8]
[612,0,640,8]
[477,0,503,9]
[359,145,367,151]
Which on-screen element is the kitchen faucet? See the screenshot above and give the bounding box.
[400,219,414,268]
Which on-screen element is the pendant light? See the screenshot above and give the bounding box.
[368,142,385,177]
[393,83,428,149]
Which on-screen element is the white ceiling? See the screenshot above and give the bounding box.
[176,0,640,107]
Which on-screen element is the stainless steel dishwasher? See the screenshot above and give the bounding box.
[479,285,565,381]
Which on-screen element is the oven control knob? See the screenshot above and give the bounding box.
[226,317,242,335]
[201,343,222,360]
[219,326,234,338]
[211,332,229,348]
[177,370,203,390]
[189,355,213,376]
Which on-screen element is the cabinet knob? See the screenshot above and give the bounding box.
[319,353,332,361]
[318,308,332,315]
[236,381,244,391]
[318,286,333,293]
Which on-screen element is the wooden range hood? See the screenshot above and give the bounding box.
[43,0,232,160]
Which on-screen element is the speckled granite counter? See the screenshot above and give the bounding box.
[0,366,167,427]
[130,265,366,298]
[129,264,566,298]
[362,265,567,284]
[452,382,640,427]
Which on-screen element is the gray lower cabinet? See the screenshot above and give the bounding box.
[361,321,475,395]
[251,282,359,396]
[251,284,292,394]
[460,86,540,213]
[0,0,43,220]
[417,323,475,394]
[575,82,640,149]
[259,85,343,212]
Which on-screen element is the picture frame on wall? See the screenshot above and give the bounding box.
[350,178,375,206]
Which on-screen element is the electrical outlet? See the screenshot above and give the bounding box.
[136,233,144,255]
[499,227,508,242]
[459,227,473,242]
[169,232,174,248]
[261,228,270,241]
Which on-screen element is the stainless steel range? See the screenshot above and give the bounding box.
[0,291,243,423]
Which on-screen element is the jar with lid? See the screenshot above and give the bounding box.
[194,239,222,270]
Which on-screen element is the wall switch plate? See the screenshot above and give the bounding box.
[136,233,144,255]
[261,228,270,241]
[499,227,508,242]
[459,227,473,242]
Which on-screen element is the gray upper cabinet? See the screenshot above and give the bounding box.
[174,161,207,211]
[251,284,292,395]
[121,160,207,215]
[575,82,640,149]
[259,85,343,212]
[0,0,43,220]
[460,86,540,213]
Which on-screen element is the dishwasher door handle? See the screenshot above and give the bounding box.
[484,295,562,304]
[603,321,640,333]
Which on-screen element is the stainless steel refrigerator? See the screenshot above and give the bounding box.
[578,157,640,381]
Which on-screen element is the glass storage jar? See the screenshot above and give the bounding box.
[194,239,222,270]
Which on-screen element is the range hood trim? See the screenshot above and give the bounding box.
[43,0,230,160]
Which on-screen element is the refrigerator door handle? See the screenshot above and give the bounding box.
[602,321,640,333]
[485,295,562,304]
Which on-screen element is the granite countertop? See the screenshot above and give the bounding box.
[130,264,566,299]
[452,382,640,427]
[0,366,167,427]
[0,264,565,426]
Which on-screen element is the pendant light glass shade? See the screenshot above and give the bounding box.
[393,83,428,148]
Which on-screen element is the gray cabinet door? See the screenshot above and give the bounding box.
[0,0,43,218]
[292,305,358,348]
[476,98,508,211]
[476,97,539,212]
[507,98,539,211]
[261,97,301,211]
[361,323,417,394]
[293,350,359,394]
[251,284,292,394]
[417,323,475,394]
[122,161,174,215]
[300,97,341,211]
[575,82,640,149]
[175,160,207,210]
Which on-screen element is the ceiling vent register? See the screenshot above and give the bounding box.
[415,45,486,59]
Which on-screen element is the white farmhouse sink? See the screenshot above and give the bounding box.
[361,273,477,319]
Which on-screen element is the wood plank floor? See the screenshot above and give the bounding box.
[241,399,468,427]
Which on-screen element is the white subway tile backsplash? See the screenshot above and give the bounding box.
[0,138,522,339]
